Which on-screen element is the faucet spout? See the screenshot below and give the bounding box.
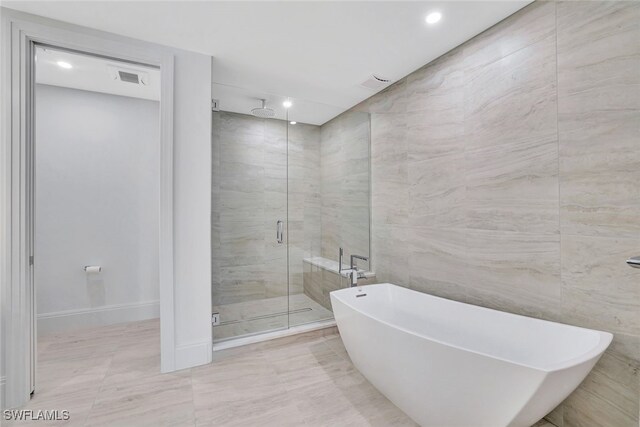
[350,269,359,287]
[349,254,369,287]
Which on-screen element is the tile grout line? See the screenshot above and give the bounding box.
[266,335,348,427]
[552,3,563,426]
[81,324,145,426]
[81,346,116,426]
[187,368,197,427]
[262,348,310,427]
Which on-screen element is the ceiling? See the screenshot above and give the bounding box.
[36,46,161,101]
[5,1,531,125]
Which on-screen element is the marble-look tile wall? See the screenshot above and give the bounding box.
[319,111,371,269]
[211,112,321,305]
[288,122,322,294]
[348,2,639,425]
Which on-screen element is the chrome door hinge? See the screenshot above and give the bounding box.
[29,255,34,266]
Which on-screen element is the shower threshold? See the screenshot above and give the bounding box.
[212,319,336,351]
[212,293,334,342]
[219,307,313,326]
[212,293,336,350]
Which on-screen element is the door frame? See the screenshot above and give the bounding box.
[1,12,176,408]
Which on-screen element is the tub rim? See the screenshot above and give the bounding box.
[331,283,613,373]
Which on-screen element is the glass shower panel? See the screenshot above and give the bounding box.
[211,110,289,341]
[210,84,372,342]
[287,106,371,328]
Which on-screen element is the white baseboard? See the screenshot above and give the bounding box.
[37,300,160,335]
[174,340,212,371]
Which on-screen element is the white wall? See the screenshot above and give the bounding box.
[172,51,212,369]
[35,84,160,334]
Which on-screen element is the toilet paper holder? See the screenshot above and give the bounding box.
[83,265,102,273]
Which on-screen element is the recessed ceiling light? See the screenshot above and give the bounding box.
[56,61,73,69]
[283,99,292,108]
[290,121,297,125]
[425,12,442,24]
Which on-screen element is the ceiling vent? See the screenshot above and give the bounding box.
[360,74,392,90]
[118,71,140,84]
[108,65,149,85]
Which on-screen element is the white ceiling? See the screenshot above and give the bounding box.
[211,83,345,125]
[5,1,531,125]
[36,46,161,101]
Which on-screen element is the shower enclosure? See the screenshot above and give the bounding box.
[211,89,371,343]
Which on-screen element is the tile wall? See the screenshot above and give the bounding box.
[348,2,639,425]
[319,111,371,268]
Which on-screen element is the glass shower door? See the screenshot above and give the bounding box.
[211,110,289,341]
[210,89,372,342]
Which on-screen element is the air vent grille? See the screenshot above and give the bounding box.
[118,71,140,84]
[107,65,149,86]
[372,74,391,83]
[360,74,392,90]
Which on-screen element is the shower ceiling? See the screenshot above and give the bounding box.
[3,1,532,125]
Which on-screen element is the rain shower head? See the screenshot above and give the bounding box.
[251,99,275,118]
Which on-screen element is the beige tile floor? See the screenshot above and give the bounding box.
[531,422,555,427]
[8,319,415,427]
[10,319,555,427]
[213,293,334,341]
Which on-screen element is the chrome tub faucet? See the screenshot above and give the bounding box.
[349,254,368,287]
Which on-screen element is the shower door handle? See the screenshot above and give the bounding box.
[276,220,284,244]
[627,256,640,269]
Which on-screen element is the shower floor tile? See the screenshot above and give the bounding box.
[212,293,334,341]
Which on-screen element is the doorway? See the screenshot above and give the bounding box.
[2,16,177,409]
[30,44,161,397]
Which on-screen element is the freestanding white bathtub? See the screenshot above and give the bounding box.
[331,283,612,427]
